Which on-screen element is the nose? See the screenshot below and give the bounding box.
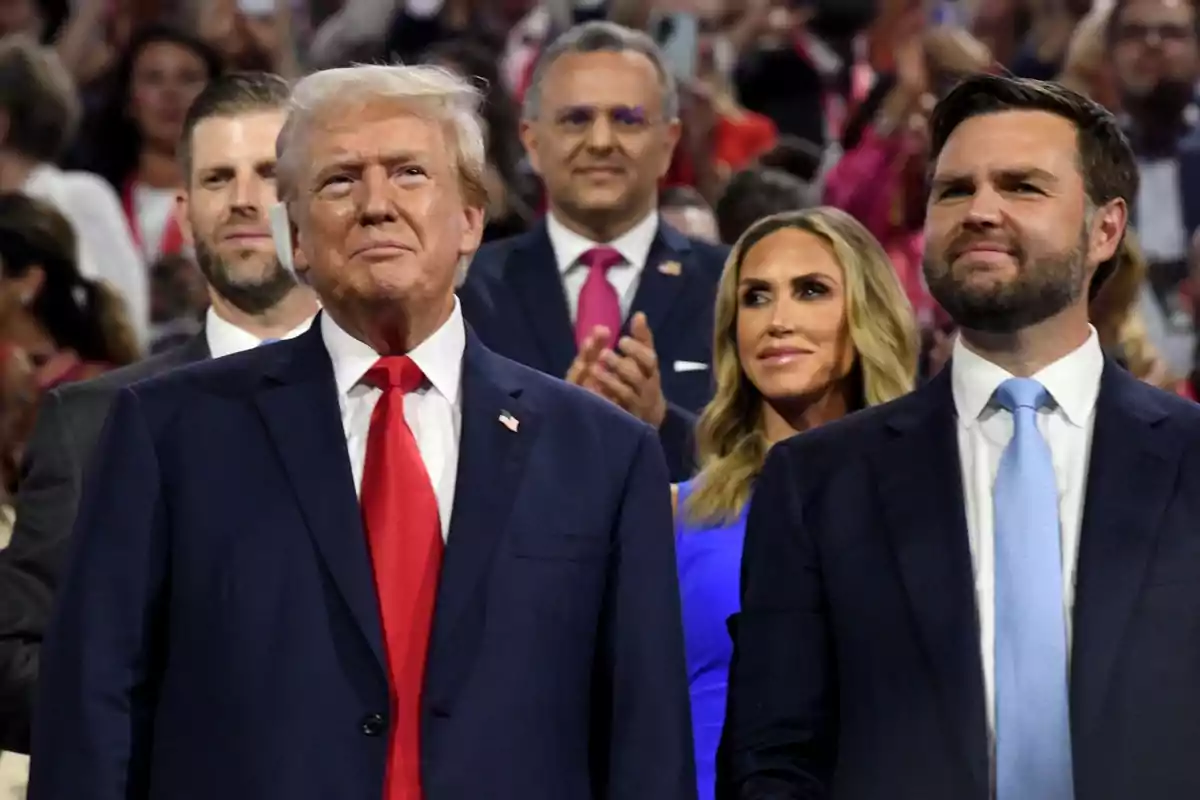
[230,174,262,214]
[585,115,615,151]
[962,183,1004,230]
[358,165,397,225]
[767,297,796,335]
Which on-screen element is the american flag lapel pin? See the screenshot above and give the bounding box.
[498,410,519,433]
[658,260,682,276]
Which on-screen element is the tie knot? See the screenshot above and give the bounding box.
[364,355,424,393]
[259,337,280,346]
[993,377,1050,413]
[580,246,623,273]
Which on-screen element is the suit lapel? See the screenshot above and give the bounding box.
[508,222,576,378]
[253,322,386,675]
[1071,363,1180,740]
[425,334,538,708]
[627,223,694,338]
[874,370,988,791]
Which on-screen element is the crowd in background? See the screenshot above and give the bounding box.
[0,0,1195,794]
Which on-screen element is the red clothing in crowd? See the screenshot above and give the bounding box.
[824,124,941,327]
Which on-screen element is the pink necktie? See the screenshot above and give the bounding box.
[575,246,624,350]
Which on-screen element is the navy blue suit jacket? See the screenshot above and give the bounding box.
[30,322,695,800]
[719,363,1200,800]
[459,219,728,481]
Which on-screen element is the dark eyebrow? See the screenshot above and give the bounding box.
[931,166,1060,192]
[994,167,1059,184]
[200,158,277,176]
[791,271,839,286]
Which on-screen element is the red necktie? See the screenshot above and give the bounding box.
[574,246,624,351]
[360,356,443,800]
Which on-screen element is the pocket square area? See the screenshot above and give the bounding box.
[673,360,709,373]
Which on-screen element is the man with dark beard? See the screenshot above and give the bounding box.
[720,74,1200,800]
[0,71,317,754]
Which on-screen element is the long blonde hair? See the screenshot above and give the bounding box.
[685,208,919,525]
[1089,230,1175,388]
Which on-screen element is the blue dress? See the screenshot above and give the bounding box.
[674,478,749,800]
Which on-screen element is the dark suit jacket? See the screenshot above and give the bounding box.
[30,322,695,800]
[0,334,209,753]
[459,219,728,481]
[719,363,1200,800]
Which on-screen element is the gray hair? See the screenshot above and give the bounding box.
[275,64,488,209]
[521,21,679,122]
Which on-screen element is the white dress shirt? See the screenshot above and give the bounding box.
[23,163,149,348]
[547,210,658,323]
[132,184,177,264]
[321,300,464,541]
[204,307,315,359]
[951,329,1103,739]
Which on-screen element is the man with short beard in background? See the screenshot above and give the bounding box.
[0,71,317,754]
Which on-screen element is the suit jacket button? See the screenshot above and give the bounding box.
[361,713,386,737]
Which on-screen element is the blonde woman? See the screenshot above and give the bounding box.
[1088,231,1174,388]
[673,207,918,800]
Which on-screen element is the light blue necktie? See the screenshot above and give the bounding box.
[259,338,280,346]
[993,377,1075,800]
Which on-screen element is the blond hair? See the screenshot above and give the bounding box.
[685,207,919,525]
[275,64,488,210]
[1089,230,1175,387]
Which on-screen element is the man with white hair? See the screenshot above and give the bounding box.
[29,64,695,800]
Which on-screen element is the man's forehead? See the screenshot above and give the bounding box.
[191,110,286,153]
[540,50,662,100]
[1122,0,1193,20]
[935,110,1080,173]
[194,109,286,138]
[309,104,445,147]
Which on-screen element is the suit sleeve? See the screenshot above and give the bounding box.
[716,444,834,800]
[602,426,696,800]
[658,402,698,483]
[0,390,81,753]
[28,387,169,800]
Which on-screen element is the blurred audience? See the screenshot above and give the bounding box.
[1109,0,1200,375]
[77,26,220,266]
[0,36,146,345]
[660,185,720,243]
[825,15,993,329]
[0,343,33,514]
[422,37,537,241]
[715,165,818,244]
[0,192,139,390]
[1090,231,1174,386]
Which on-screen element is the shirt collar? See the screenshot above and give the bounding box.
[321,297,465,405]
[950,326,1104,427]
[546,209,659,274]
[204,307,314,360]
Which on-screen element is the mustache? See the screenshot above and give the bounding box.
[945,231,1024,263]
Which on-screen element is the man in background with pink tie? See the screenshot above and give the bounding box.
[460,21,729,480]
